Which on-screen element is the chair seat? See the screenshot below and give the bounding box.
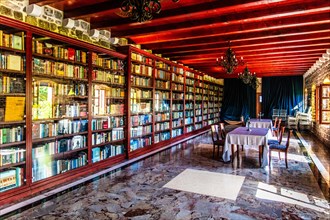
[268,139,279,145]
[269,144,286,150]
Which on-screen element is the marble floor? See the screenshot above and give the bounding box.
[2,131,330,220]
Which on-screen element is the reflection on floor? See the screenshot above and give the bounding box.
[3,131,330,220]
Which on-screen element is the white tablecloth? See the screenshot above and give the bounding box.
[222,127,272,167]
[248,119,273,129]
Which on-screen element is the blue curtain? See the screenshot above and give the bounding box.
[262,76,303,119]
[220,78,256,121]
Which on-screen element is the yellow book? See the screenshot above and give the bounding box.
[7,55,22,71]
[0,30,3,46]
[4,96,25,121]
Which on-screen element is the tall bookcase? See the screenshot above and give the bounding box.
[0,16,224,205]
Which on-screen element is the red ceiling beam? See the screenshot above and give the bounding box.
[111,2,330,37]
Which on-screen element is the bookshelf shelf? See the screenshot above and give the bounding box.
[131,85,154,89]
[33,73,88,82]
[0,93,25,97]
[0,161,26,171]
[32,53,88,66]
[0,46,25,54]
[0,69,25,75]
[0,141,26,149]
[92,139,126,148]
[155,128,171,133]
[130,133,153,139]
[32,116,88,122]
[32,131,89,143]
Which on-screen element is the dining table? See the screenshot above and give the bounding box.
[222,127,272,167]
[248,118,273,129]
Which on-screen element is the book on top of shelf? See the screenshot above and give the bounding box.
[4,96,25,122]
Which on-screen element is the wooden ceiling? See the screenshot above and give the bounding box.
[31,0,330,78]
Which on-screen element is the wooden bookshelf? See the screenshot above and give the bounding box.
[0,16,224,206]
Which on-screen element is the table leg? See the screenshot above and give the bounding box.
[231,144,234,162]
[259,145,262,167]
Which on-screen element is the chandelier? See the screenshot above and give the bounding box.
[238,66,259,89]
[216,42,244,74]
[121,0,180,23]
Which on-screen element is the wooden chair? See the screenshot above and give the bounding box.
[269,129,292,168]
[268,126,285,145]
[211,124,225,159]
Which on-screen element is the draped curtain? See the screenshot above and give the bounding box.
[220,78,256,121]
[262,76,303,119]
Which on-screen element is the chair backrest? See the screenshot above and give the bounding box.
[278,126,286,144]
[240,115,245,126]
[273,117,278,128]
[284,129,292,150]
[277,118,282,130]
[219,123,226,139]
[211,125,220,142]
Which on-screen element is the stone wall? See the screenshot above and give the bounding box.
[305,60,330,148]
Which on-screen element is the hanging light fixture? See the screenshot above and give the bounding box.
[121,0,180,23]
[216,41,244,74]
[238,66,259,89]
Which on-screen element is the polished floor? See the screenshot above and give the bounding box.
[3,131,330,220]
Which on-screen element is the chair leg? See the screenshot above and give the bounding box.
[241,145,244,151]
[217,145,220,158]
[278,152,281,160]
[259,145,262,167]
[269,150,272,167]
[231,144,234,162]
[213,144,215,158]
[285,152,288,168]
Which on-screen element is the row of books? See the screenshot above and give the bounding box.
[0,126,24,144]
[155,91,170,99]
[0,148,25,166]
[186,86,194,93]
[172,128,183,138]
[186,71,194,78]
[51,82,87,96]
[186,78,194,86]
[155,80,170,89]
[173,67,184,74]
[0,76,25,94]
[130,137,152,151]
[185,117,193,124]
[131,102,152,113]
[0,167,23,192]
[91,116,125,131]
[155,113,170,122]
[172,73,184,83]
[172,119,183,128]
[33,40,87,64]
[32,152,87,182]
[196,109,202,115]
[154,101,170,112]
[195,88,203,94]
[185,111,194,117]
[155,61,170,70]
[195,117,202,123]
[196,94,202,100]
[92,53,123,70]
[173,112,184,119]
[91,145,124,163]
[131,53,153,65]
[186,125,194,133]
[53,103,88,118]
[185,102,194,109]
[92,128,124,145]
[131,88,152,99]
[156,70,171,81]
[172,104,183,111]
[155,122,170,131]
[1,31,24,50]
[131,125,152,137]
[93,103,124,116]
[33,135,87,156]
[131,114,152,126]
[32,119,88,139]
[154,131,170,143]
[185,94,194,100]
[132,76,152,87]
[33,58,88,79]
[0,53,24,71]
[131,63,152,76]
[92,70,125,84]
[195,124,202,130]
[172,83,184,91]
[172,93,184,99]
